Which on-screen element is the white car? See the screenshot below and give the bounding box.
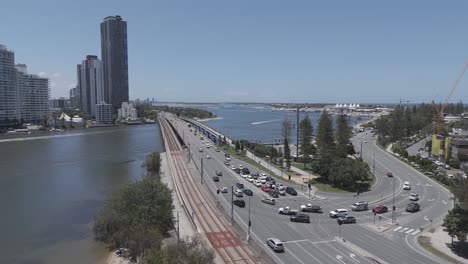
[240,172,248,179]
[225,157,231,161]
[409,193,419,201]
[239,164,243,168]
[234,189,243,197]
[403,181,411,190]
[246,175,254,182]
[206,155,211,159]
[260,173,267,177]
[277,186,286,195]
[259,177,267,184]
[329,209,349,218]
[230,165,236,170]
[253,180,262,187]
[220,186,228,193]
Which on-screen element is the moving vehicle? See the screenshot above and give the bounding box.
[243,188,253,196]
[224,161,230,166]
[261,197,275,205]
[220,186,228,193]
[215,148,220,152]
[206,155,211,159]
[300,204,323,213]
[236,183,244,189]
[290,213,310,223]
[234,189,243,197]
[261,185,271,192]
[406,202,420,212]
[230,165,236,170]
[277,186,286,195]
[225,153,230,158]
[216,170,222,176]
[373,205,388,214]
[386,172,393,177]
[246,175,254,182]
[234,199,245,207]
[225,157,231,161]
[213,176,219,182]
[199,148,203,152]
[409,193,419,201]
[234,168,241,174]
[279,206,298,215]
[337,215,356,224]
[269,190,279,198]
[329,209,349,218]
[242,168,250,175]
[351,201,368,211]
[403,181,411,190]
[253,180,262,187]
[239,164,243,168]
[267,238,284,252]
[286,187,297,196]
[200,136,204,140]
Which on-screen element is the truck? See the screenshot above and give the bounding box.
[350,201,368,211]
[300,204,323,213]
[278,206,298,215]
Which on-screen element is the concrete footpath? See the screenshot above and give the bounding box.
[422,226,468,264]
[160,152,196,239]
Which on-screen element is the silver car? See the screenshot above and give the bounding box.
[261,197,276,205]
[267,238,284,252]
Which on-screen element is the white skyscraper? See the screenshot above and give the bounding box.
[77,55,105,116]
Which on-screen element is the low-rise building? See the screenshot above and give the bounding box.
[118,102,137,120]
[95,102,112,124]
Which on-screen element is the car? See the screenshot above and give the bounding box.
[261,185,271,192]
[246,175,254,182]
[277,183,284,188]
[199,148,203,152]
[234,168,241,174]
[234,189,243,197]
[215,148,220,152]
[224,161,230,166]
[260,173,267,177]
[403,181,411,190]
[216,170,222,176]
[259,177,267,184]
[337,215,356,224]
[243,188,253,196]
[372,205,388,214]
[266,238,284,252]
[286,187,297,196]
[406,202,420,212]
[300,204,323,213]
[251,174,259,180]
[253,180,261,187]
[261,197,276,205]
[230,165,236,170]
[220,186,228,193]
[200,136,204,140]
[329,209,349,218]
[277,186,286,195]
[234,199,245,207]
[236,182,244,189]
[278,206,298,215]
[386,172,393,177]
[240,171,248,178]
[206,144,210,148]
[350,201,368,211]
[225,157,231,161]
[213,176,219,182]
[206,155,211,159]
[269,190,279,198]
[239,164,243,168]
[364,140,368,143]
[409,193,419,201]
[242,168,250,174]
[225,153,230,158]
[290,213,310,223]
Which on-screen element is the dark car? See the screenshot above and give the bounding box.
[216,170,222,176]
[251,174,259,180]
[386,172,393,177]
[234,199,245,207]
[301,205,323,213]
[290,213,310,223]
[236,182,244,189]
[225,153,230,158]
[234,168,241,174]
[406,202,420,212]
[372,205,388,214]
[242,167,251,175]
[243,188,253,196]
[224,161,230,166]
[286,187,297,196]
[269,190,279,198]
[213,176,219,182]
[337,215,356,224]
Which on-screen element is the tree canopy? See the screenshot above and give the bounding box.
[298,115,315,167]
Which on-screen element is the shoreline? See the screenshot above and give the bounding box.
[196,116,223,122]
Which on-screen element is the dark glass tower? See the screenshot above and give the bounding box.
[100,15,128,112]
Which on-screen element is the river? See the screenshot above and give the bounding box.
[0,125,163,264]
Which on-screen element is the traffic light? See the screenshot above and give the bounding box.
[217,189,220,194]
[249,220,252,227]
[308,183,311,190]
[393,206,396,211]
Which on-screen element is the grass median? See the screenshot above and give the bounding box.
[417,236,465,264]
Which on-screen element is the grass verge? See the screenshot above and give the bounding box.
[417,236,465,264]
[312,182,353,194]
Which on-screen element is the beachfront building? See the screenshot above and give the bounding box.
[117,102,137,120]
[16,64,50,123]
[0,44,19,121]
[96,102,112,124]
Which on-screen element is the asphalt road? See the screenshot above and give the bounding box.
[167,115,453,264]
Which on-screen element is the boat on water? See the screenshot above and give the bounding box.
[6,129,31,135]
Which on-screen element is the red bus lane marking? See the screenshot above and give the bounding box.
[206,231,241,248]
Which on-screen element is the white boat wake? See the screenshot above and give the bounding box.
[251,119,282,125]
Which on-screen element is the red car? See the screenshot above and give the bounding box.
[386,172,393,177]
[261,185,271,192]
[373,205,388,214]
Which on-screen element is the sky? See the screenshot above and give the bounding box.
[1,0,468,104]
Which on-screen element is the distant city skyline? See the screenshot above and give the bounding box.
[1,1,468,103]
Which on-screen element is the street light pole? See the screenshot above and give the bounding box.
[247,195,251,242]
[373,143,376,176]
[360,140,363,160]
[231,185,234,225]
[392,176,396,223]
[201,157,204,184]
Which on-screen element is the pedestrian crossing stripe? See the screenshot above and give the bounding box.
[405,229,414,234]
[400,228,408,232]
[412,230,420,235]
[393,227,402,231]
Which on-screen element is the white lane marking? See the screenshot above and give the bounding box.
[423,216,429,221]
[350,253,361,263]
[412,230,421,235]
[405,228,414,234]
[336,255,346,264]
[400,227,408,232]
[393,226,402,231]
[282,239,309,244]
[442,200,448,204]
[295,242,324,264]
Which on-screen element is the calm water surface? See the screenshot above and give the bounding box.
[0,125,163,264]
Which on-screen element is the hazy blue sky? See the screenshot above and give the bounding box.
[1,0,468,103]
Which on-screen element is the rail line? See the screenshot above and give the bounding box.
[160,116,258,264]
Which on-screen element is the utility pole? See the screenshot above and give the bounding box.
[177,211,180,247]
[296,107,299,159]
[392,176,396,223]
[247,195,251,242]
[360,140,363,160]
[188,143,191,163]
[230,185,234,225]
[201,157,204,184]
[373,143,376,176]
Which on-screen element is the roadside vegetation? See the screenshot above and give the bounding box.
[93,152,214,263]
[310,111,371,192]
[417,236,465,264]
[154,105,215,119]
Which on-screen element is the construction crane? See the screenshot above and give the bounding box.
[432,61,468,135]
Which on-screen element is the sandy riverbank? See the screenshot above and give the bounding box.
[196,116,223,122]
[105,251,131,264]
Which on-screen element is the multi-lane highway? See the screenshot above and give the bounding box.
[165,113,453,264]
